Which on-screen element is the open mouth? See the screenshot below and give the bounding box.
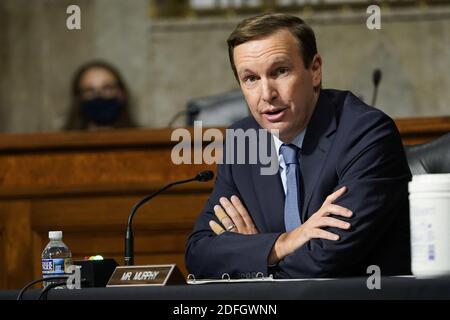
[263,108,287,122]
[266,109,283,115]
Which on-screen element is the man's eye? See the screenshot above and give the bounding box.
[275,67,288,76]
[244,75,258,84]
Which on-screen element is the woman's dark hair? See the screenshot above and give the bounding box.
[64,60,136,130]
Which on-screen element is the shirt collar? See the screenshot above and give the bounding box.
[272,129,306,157]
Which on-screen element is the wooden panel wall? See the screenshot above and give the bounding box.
[0,118,449,289]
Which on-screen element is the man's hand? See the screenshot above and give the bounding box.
[269,186,352,264]
[209,195,258,235]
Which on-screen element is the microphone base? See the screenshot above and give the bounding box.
[74,259,118,288]
[124,257,134,266]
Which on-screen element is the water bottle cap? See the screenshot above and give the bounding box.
[49,231,63,240]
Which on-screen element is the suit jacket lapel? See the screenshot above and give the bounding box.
[251,129,286,233]
[300,90,337,222]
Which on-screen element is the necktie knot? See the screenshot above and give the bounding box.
[280,144,300,166]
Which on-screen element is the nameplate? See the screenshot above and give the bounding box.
[106,264,185,287]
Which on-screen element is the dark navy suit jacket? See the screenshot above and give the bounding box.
[185,89,411,279]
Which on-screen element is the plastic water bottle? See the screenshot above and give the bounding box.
[41,231,73,288]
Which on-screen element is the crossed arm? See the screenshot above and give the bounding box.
[208,187,352,265]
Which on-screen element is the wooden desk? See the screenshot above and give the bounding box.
[0,117,449,289]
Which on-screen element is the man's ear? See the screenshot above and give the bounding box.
[310,54,322,89]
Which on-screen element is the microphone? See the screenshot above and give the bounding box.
[195,170,214,182]
[371,69,382,106]
[124,170,214,266]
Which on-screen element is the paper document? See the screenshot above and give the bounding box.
[186,273,335,285]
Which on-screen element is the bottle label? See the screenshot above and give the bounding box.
[42,258,71,277]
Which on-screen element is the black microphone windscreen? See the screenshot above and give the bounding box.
[196,170,214,182]
[373,69,382,86]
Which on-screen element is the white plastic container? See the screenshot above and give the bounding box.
[409,174,450,278]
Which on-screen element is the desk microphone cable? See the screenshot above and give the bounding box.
[17,276,69,300]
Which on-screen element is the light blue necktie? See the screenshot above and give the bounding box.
[280,144,302,232]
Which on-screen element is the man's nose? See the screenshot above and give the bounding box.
[261,79,278,103]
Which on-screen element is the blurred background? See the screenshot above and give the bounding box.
[0,0,449,133]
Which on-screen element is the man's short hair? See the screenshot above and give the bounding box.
[227,13,318,81]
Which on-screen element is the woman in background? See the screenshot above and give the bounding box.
[64,60,136,130]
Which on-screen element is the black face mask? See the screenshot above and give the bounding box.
[81,97,123,126]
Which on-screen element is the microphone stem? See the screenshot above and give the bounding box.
[124,177,198,266]
[371,85,379,107]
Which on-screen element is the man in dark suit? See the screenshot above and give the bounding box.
[185,13,411,279]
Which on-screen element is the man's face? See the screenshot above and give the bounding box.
[233,28,322,142]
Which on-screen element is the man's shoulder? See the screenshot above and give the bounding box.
[324,89,394,127]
